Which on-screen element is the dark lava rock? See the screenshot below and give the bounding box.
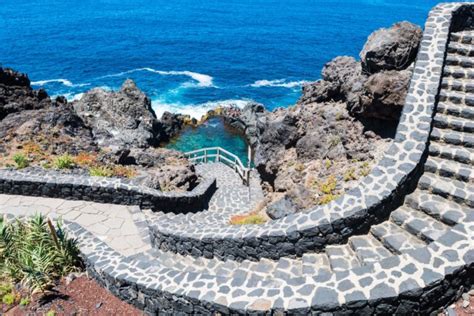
[73,79,162,149]
[353,68,412,120]
[0,67,50,120]
[360,21,422,74]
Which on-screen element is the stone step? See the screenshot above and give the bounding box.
[443,66,474,80]
[301,253,332,275]
[348,234,393,265]
[424,156,474,182]
[441,78,474,93]
[273,257,303,279]
[325,244,361,271]
[418,173,474,208]
[430,127,474,148]
[236,258,277,279]
[438,89,474,106]
[390,206,450,242]
[445,54,474,68]
[437,102,474,120]
[429,141,474,165]
[433,112,474,133]
[370,221,426,254]
[451,31,474,45]
[404,189,473,226]
[447,42,474,57]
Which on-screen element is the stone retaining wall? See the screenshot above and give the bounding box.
[148,2,464,261]
[0,169,216,213]
[62,216,473,315]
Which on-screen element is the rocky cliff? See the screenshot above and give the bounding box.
[222,21,422,215]
[0,68,197,191]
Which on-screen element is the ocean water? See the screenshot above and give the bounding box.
[0,0,459,159]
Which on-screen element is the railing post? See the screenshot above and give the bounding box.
[204,149,207,163]
[217,148,220,162]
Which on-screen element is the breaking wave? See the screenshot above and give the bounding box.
[99,67,214,88]
[249,79,308,88]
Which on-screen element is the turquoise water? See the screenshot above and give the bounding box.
[166,118,250,165]
[1,0,456,161]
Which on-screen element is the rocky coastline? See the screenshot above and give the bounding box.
[1,20,421,215]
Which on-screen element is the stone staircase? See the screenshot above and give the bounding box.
[0,3,473,315]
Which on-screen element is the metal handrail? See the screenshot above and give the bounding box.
[184,147,251,186]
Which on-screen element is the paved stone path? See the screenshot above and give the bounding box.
[0,194,150,257]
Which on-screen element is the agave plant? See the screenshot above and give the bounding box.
[0,214,83,293]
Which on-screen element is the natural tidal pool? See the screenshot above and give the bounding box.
[165,117,250,165]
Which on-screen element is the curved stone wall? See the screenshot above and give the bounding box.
[0,169,216,213]
[61,211,473,314]
[148,2,459,261]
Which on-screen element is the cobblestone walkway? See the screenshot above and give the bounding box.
[0,194,150,256]
[145,162,265,227]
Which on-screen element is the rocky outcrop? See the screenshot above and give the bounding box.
[299,21,421,121]
[73,80,162,149]
[0,68,199,192]
[360,21,423,74]
[223,21,419,209]
[0,68,97,155]
[0,67,50,120]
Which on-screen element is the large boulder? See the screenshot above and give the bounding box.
[353,68,412,120]
[0,67,50,120]
[360,21,422,74]
[73,80,162,148]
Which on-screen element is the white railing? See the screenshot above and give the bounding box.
[184,147,251,186]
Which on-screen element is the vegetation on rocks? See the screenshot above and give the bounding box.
[229,213,267,225]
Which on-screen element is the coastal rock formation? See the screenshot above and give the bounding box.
[0,67,50,120]
[0,68,199,192]
[299,21,422,120]
[222,21,420,209]
[73,80,162,148]
[0,68,97,155]
[360,21,423,74]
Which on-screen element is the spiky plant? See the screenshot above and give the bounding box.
[0,214,83,293]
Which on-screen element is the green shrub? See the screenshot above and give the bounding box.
[19,297,30,306]
[53,154,75,169]
[2,292,15,305]
[0,214,83,293]
[0,282,12,296]
[12,153,29,169]
[89,166,114,177]
[46,310,56,316]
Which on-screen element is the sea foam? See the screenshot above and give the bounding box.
[249,79,308,88]
[152,99,252,120]
[31,79,90,88]
[100,67,214,88]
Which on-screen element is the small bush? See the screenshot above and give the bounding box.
[19,297,30,306]
[12,153,29,169]
[46,310,56,316]
[53,154,75,169]
[343,168,358,181]
[318,194,339,205]
[359,162,371,177]
[0,214,83,293]
[320,175,337,194]
[229,214,267,225]
[2,292,15,305]
[89,166,114,177]
[22,142,42,156]
[73,152,97,167]
[113,165,137,179]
